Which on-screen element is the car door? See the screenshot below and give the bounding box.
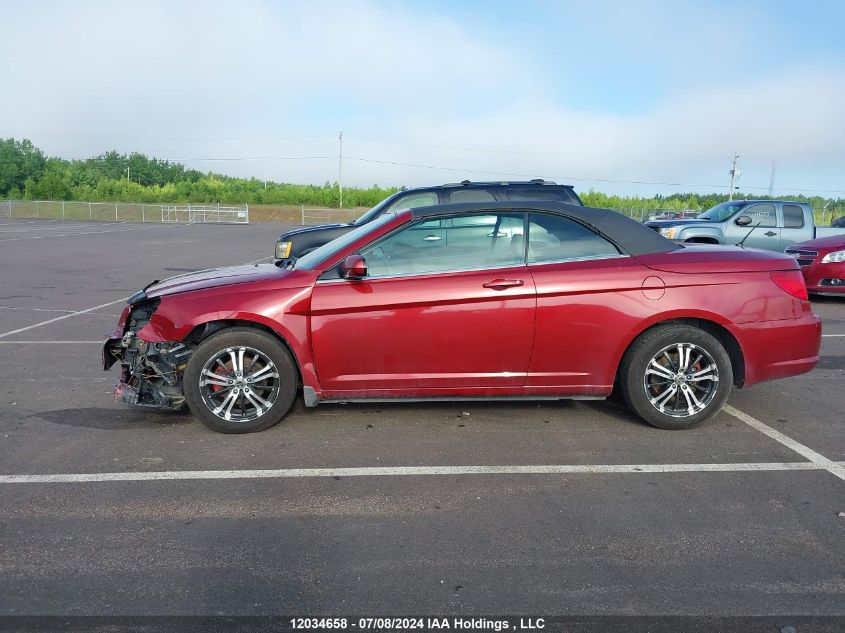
[725,202,779,249]
[309,212,536,394]
[525,212,648,392]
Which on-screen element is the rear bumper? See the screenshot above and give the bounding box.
[736,311,821,387]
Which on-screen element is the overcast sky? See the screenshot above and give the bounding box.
[2,0,844,196]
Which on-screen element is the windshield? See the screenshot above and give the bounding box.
[351,194,399,226]
[697,201,746,222]
[295,213,398,270]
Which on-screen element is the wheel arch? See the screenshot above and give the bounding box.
[684,237,720,244]
[185,318,304,385]
[615,317,746,388]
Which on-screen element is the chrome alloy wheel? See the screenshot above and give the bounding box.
[643,343,719,418]
[199,346,280,422]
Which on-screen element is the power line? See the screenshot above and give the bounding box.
[165,156,333,162]
[344,155,845,194]
[344,134,574,156]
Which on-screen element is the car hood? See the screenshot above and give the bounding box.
[788,234,845,252]
[635,243,799,274]
[144,264,308,298]
[278,223,350,239]
[644,219,712,229]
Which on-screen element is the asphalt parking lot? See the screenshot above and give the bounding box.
[0,218,843,620]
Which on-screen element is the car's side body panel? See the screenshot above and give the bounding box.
[527,256,650,393]
[310,266,536,392]
[526,253,815,394]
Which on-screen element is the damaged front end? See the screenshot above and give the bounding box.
[103,294,192,410]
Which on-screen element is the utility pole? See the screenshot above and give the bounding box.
[728,153,740,200]
[768,162,776,197]
[126,167,130,184]
[338,131,343,209]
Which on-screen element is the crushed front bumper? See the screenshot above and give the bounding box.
[102,303,192,410]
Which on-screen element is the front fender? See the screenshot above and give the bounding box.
[136,285,319,392]
[675,226,725,243]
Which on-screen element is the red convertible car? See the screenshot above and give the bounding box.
[103,201,821,433]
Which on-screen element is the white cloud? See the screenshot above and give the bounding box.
[1,0,843,196]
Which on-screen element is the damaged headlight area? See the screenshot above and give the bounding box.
[105,298,193,410]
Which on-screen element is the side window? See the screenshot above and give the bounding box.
[742,204,777,228]
[446,189,497,203]
[361,213,526,277]
[527,213,620,263]
[782,204,805,229]
[449,215,497,228]
[385,191,439,212]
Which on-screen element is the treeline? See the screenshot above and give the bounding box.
[1,138,841,211]
[0,138,398,208]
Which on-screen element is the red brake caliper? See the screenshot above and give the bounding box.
[210,361,232,393]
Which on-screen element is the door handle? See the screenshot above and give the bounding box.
[764,231,777,237]
[423,235,442,242]
[483,278,524,290]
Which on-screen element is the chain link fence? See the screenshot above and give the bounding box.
[0,200,249,224]
[300,206,362,225]
[2,199,840,228]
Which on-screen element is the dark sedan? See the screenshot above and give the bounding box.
[274,180,583,263]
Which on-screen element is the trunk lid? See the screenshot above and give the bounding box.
[635,243,800,274]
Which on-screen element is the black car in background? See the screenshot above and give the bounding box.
[274,179,583,263]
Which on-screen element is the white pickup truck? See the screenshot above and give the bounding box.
[644,200,845,252]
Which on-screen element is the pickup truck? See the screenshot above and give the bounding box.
[644,200,845,252]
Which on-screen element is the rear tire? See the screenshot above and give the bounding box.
[184,327,297,433]
[619,324,732,430]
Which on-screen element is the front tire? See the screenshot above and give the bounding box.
[184,327,298,433]
[619,324,732,430]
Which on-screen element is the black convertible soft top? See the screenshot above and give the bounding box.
[411,200,681,257]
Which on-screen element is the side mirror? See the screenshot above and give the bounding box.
[735,215,753,226]
[340,254,367,279]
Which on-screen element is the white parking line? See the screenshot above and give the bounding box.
[0,225,177,242]
[0,306,76,313]
[0,298,126,339]
[822,334,845,337]
[1,461,842,485]
[0,340,102,344]
[723,405,845,482]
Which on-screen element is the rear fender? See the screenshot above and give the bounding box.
[608,309,743,385]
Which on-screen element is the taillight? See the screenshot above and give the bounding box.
[771,271,808,300]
